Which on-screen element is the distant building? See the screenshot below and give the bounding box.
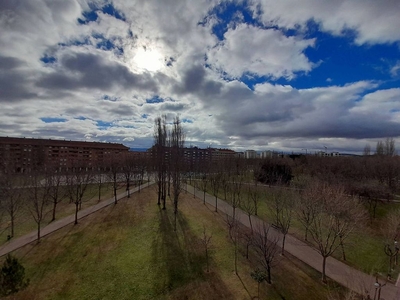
[315,151,341,157]
[244,150,257,159]
[316,151,330,157]
[210,148,236,161]
[0,136,129,173]
[260,150,273,159]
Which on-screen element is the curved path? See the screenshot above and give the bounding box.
[186,184,400,300]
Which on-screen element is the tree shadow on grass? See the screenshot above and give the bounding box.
[151,208,234,299]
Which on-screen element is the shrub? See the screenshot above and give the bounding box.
[0,254,29,296]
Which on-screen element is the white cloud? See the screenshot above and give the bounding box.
[0,0,399,153]
[255,0,400,44]
[208,24,315,79]
[391,61,400,77]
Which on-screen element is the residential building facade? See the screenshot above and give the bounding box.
[0,136,129,173]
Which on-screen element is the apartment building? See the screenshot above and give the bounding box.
[244,150,257,159]
[0,136,129,173]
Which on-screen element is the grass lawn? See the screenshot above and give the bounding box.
[201,181,400,279]
[0,182,127,246]
[1,186,347,299]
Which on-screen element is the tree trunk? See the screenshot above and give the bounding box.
[266,263,271,284]
[215,195,218,212]
[127,182,130,198]
[339,236,346,261]
[11,214,15,238]
[282,234,286,256]
[322,256,327,283]
[98,184,101,202]
[174,212,177,231]
[203,190,206,204]
[157,181,161,205]
[162,180,166,210]
[248,215,253,233]
[114,186,117,204]
[305,227,308,241]
[206,248,209,272]
[51,200,57,222]
[37,222,41,242]
[74,202,79,225]
[234,237,238,275]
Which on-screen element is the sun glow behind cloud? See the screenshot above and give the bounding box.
[133,47,164,72]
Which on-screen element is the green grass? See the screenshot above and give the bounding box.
[202,181,400,279]
[1,186,348,299]
[0,182,126,246]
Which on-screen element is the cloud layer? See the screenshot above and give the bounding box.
[1,0,400,153]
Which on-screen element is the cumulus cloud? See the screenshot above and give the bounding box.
[208,24,315,79]
[255,0,400,45]
[0,0,400,153]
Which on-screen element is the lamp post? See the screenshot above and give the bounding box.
[373,275,386,300]
[384,240,399,279]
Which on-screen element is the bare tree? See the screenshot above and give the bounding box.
[106,155,123,204]
[363,144,371,156]
[226,215,239,275]
[296,181,321,242]
[253,222,279,284]
[136,155,146,193]
[66,166,93,225]
[94,171,104,203]
[27,170,51,242]
[0,172,25,239]
[272,189,294,255]
[123,154,135,198]
[308,184,365,283]
[375,141,384,156]
[47,168,67,221]
[384,137,396,157]
[209,170,221,212]
[229,159,245,221]
[382,209,400,275]
[200,225,212,272]
[200,169,208,204]
[248,181,260,217]
[153,116,168,209]
[239,226,253,259]
[170,116,185,231]
[242,192,255,233]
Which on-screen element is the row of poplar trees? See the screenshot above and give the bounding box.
[153,115,185,231]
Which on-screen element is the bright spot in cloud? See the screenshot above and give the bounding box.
[133,47,164,72]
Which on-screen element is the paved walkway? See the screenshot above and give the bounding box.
[186,184,400,300]
[0,182,154,257]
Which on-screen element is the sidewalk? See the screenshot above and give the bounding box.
[0,182,154,257]
[186,184,400,300]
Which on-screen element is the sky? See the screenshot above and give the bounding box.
[1,0,400,154]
